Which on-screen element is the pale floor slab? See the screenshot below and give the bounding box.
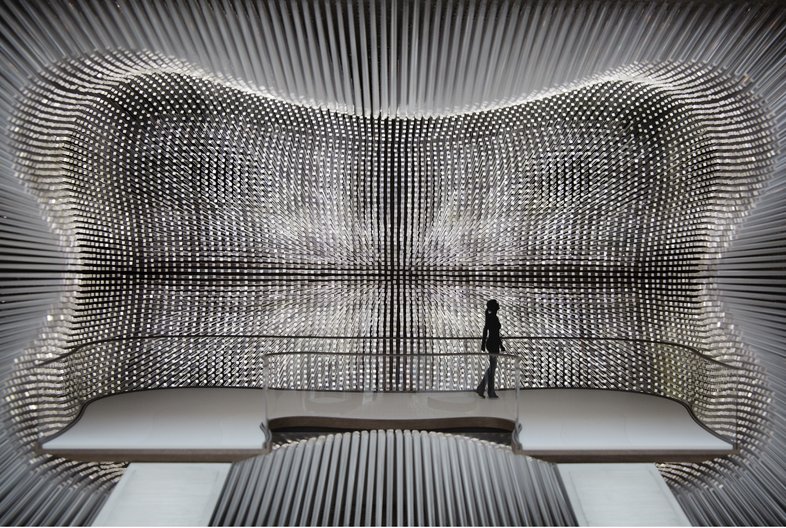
[519,389,732,451]
[43,387,732,456]
[45,388,268,452]
[558,463,692,526]
[91,463,230,526]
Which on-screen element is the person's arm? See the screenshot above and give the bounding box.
[481,319,489,351]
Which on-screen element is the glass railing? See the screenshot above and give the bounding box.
[36,335,740,449]
[508,338,740,448]
[263,351,521,437]
[35,336,272,451]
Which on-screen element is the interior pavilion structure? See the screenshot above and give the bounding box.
[1,0,785,525]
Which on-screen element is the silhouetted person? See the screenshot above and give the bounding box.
[476,299,504,399]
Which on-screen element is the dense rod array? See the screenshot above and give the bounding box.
[212,430,576,527]
[1,1,785,526]
[11,51,770,449]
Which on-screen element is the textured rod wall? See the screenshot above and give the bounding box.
[12,51,770,445]
[212,430,576,526]
[2,1,786,526]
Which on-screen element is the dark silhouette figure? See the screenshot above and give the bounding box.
[476,299,504,399]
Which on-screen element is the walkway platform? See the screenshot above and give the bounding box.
[41,387,733,462]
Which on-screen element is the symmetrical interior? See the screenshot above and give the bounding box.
[12,51,772,441]
[1,1,785,525]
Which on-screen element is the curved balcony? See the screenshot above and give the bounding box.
[37,335,737,462]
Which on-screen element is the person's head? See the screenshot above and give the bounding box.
[486,299,500,316]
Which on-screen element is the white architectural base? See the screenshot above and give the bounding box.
[558,463,691,526]
[43,387,731,461]
[43,388,269,460]
[518,389,732,456]
[91,463,231,526]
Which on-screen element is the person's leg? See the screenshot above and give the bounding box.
[476,366,488,396]
[487,356,498,398]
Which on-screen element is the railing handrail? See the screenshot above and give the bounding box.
[36,333,741,369]
[262,350,521,359]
